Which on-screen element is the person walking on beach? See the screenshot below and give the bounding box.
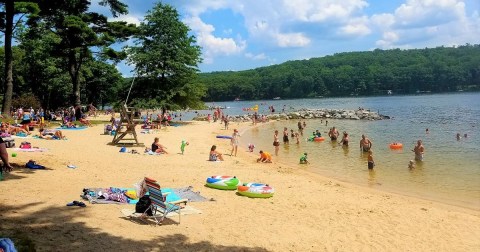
[230,129,240,157]
[328,127,339,141]
[360,134,373,152]
[283,127,289,144]
[273,130,280,156]
[413,140,425,161]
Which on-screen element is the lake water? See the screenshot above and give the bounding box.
[197,93,480,209]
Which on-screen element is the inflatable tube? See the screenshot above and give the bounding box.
[216,135,232,139]
[206,176,241,190]
[237,183,274,198]
[313,137,325,142]
[389,142,403,149]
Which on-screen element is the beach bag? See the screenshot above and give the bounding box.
[135,195,152,216]
[20,141,31,149]
[3,137,15,148]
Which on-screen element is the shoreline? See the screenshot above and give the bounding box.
[1,120,479,251]
[235,120,480,212]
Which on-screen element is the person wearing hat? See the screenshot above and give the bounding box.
[299,153,309,164]
[230,129,241,157]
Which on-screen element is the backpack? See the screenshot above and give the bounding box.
[135,195,152,216]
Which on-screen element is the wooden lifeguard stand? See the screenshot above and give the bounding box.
[109,105,144,147]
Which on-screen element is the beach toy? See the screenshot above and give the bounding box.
[216,135,232,139]
[11,153,17,157]
[389,142,403,150]
[237,183,274,198]
[206,176,241,190]
[119,147,127,153]
[313,137,325,142]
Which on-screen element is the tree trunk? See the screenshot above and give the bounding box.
[2,1,14,116]
[68,51,81,106]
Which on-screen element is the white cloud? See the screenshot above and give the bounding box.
[183,16,246,64]
[275,33,311,47]
[111,14,142,25]
[373,0,480,48]
[245,52,267,60]
[339,16,371,36]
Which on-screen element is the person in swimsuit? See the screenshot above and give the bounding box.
[413,140,424,161]
[0,136,13,173]
[152,137,168,154]
[209,145,224,161]
[283,127,289,144]
[359,134,372,152]
[339,132,349,147]
[367,150,375,169]
[297,121,303,136]
[328,127,339,141]
[230,129,240,157]
[299,153,309,164]
[273,130,280,156]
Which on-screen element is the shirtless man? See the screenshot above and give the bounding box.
[359,134,373,152]
[413,140,425,161]
[328,127,339,141]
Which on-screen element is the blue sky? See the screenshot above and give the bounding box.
[90,0,480,75]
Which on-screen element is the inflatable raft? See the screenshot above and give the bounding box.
[389,142,403,150]
[237,183,274,198]
[206,176,241,190]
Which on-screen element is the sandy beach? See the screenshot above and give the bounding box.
[1,117,479,251]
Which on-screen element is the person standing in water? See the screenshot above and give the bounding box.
[338,131,349,147]
[413,140,425,161]
[283,127,289,144]
[367,150,375,169]
[328,127,339,141]
[297,121,303,136]
[359,134,373,152]
[273,130,280,156]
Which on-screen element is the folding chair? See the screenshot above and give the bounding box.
[144,177,188,225]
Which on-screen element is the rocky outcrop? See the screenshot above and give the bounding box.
[192,108,390,122]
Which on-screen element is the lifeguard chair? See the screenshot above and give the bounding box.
[109,105,144,147]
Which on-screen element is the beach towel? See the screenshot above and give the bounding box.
[55,126,87,130]
[11,147,47,152]
[82,187,184,204]
[0,238,17,252]
[171,186,208,202]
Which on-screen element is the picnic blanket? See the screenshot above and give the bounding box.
[81,187,185,204]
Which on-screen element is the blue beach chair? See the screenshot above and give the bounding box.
[143,177,188,225]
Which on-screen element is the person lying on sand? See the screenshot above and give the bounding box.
[38,128,66,140]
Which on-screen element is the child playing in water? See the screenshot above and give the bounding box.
[408,160,415,169]
[299,153,309,164]
[367,150,375,169]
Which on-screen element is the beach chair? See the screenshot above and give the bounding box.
[143,177,188,225]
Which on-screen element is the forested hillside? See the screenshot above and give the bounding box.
[199,45,480,101]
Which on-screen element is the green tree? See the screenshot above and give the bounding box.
[0,0,39,115]
[127,2,204,110]
[34,0,136,106]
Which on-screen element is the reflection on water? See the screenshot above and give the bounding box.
[235,93,480,209]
